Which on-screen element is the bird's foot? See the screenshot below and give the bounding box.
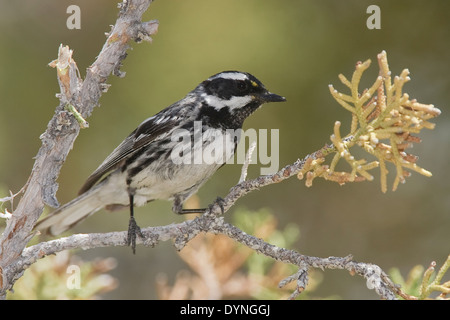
[127,216,144,254]
[208,196,225,215]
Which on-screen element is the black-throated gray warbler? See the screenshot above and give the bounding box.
[36,71,286,252]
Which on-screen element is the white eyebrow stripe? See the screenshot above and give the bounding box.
[210,72,249,81]
[205,95,252,110]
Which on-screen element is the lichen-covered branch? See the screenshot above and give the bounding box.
[0,0,158,298]
[2,143,401,300]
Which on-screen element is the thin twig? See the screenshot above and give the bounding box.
[239,141,256,183]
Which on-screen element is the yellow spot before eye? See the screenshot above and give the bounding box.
[251,80,259,88]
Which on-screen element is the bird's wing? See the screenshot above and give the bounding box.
[78,113,181,194]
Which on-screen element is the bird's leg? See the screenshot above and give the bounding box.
[173,196,225,215]
[127,194,144,254]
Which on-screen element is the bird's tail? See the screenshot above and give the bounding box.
[35,186,105,236]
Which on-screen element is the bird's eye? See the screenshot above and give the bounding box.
[236,81,248,91]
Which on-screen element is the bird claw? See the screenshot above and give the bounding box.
[208,196,225,214]
[127,216,144,254]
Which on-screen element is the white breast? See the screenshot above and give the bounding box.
[129,128,237,206]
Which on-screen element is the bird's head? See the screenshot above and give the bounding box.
[196,71,286,127]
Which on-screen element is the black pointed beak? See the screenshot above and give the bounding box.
[260,91,286,103]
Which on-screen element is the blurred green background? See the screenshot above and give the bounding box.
[0,0,449,299]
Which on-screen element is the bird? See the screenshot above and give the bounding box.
[35,71,286,253]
